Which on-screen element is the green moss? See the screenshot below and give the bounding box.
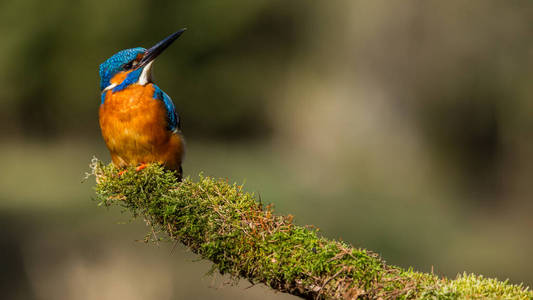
[89,159,532,300]
[433,273,532,300]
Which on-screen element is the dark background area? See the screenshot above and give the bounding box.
[1,1,532,299]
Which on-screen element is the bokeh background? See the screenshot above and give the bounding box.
[1,1,532,299]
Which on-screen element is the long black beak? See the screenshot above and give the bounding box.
[137,28,186,69]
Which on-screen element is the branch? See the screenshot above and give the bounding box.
[88,158,532,299]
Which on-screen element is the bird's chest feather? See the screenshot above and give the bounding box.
[99,85,169,151]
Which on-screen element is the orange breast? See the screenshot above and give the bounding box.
[99,83,184,171]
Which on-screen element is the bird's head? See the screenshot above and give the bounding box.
[99,29,186,92]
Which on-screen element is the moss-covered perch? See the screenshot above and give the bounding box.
[88,159,532,300]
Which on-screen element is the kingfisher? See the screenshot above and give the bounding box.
[98,29,186,180]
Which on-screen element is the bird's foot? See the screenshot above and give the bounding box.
[136,163,147,172]
[117,169,127,176]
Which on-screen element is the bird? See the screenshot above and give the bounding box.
[98,29,186,180]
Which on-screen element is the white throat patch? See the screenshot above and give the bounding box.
[138,61,154,85]
[102,83,117,93]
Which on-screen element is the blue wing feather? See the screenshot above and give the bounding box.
[152,84,180,131]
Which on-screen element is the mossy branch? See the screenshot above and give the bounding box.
[88,158,532,300]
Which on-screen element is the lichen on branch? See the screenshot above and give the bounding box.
[88,158,532,300]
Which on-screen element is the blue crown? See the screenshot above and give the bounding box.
[99,47,145,91]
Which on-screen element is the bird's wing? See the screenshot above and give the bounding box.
[153,84,180,131]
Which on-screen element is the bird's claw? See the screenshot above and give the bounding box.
[136,163,147,172]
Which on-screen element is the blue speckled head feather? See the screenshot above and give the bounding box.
[99,47,145,90]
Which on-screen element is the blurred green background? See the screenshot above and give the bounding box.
[1,1,532,299]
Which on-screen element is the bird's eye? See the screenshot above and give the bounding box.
[123,60,140,70]
[123,61,133,70]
